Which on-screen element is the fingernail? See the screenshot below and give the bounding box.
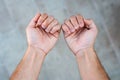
[50,31,54,34]
[75,26,79,29]
[71,29,75,32]
[75,27,78,29]
[80,23,84,27]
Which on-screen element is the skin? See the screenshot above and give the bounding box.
[10,13,61,80]
[27,13,61,54]
[10,13,109,80]
[62,14,109,80]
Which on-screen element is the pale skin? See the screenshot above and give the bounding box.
[62,14,109,80]
[10,13,109,80]
[10,13,61,80]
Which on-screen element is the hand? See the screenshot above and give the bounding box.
[62,14,98,55]
[26,13,61,55]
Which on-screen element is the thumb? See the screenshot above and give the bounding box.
[84,19,96,29]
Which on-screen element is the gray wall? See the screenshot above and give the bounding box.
[0,0,120,80]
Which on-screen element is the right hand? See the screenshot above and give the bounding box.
[26,13,61,55]
[62,14,98,55]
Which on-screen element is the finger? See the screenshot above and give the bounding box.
[76,14,84,28]
[62,24,71,37]
[84,19,96,29]
[50,24,61,34]
[65,20,75,32]
[28,13,41,28]
[42,16,54,29]
[36,13,48,26]
[45,19,58,32]
[70,16,79,29]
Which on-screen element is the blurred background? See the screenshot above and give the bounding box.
[0,0,120,80]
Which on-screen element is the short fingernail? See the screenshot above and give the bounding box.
[37,23,41,27]
[50,31,54,34]
[71,29,75,32]
[79,22,84,27]
[75,26,79,29]
[80,24,83,27]
[75,27,78,29]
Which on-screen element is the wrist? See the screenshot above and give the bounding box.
[76,47,95,59]
[27,45,47,57]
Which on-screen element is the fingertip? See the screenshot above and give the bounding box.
[42,24,46,29]
[62,24,71,34]
[79,21,84,28]
[71,29,75,32]
[75,26,79,29]
[84,19,93,25]
[36,12,41,16]
[62,24,66,31]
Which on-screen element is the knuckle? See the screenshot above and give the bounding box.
[70,15,75,19]
[40,17,44,21]
[77,14,83,18]
[43,13,48,16]
[45,19,50,24]
[70,17,76,22]
[47,16,53,22]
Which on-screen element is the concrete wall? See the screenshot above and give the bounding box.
[0,0,120,80]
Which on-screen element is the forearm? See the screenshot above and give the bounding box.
[76,48,109,80]
[10,46,46,80]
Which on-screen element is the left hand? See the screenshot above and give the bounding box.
[62,14,98,55]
